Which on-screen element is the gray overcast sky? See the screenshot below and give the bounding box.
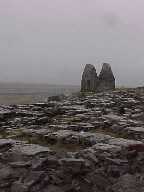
[0,0,144,86]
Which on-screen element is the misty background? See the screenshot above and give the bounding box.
[0,0,144,87]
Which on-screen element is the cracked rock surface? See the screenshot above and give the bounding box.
[0,90,144,191]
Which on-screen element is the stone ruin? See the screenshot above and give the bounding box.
[81,63,115,92]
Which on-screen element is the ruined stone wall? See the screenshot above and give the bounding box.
[97,80,115,92]
[81,64,98,92]
[81,63,115,92]
[97,63,115,91]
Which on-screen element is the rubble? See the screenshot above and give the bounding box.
[0,89,143,191]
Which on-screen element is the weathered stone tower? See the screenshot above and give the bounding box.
[81,63,115,92]
[98,63,115,91]
[81,64,98,92]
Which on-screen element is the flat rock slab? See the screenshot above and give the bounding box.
[109,138,142,147]
[9,161,31,168]
[12,144,51,156]
[104,114,125,122]
[21,128,50,137]
[0,139,15,148]
[60,158,86,173]
[126,127,144,133]
[46,130,113,146]
[92,143,122,153]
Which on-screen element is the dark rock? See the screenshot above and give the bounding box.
[98,63,115,91]
[35,117,49,125]
[0,139,15,153]
[119,105,126,115]
[13,144,51,157]
[32,157,60,170]
[60,158,86,174]
[81,64,98,92]
[23,171,46,187]
[127,143,144,152]
[11,181,29,192]
[112,174,144,192]
[42,185,63,192]
[81,63,115,92]
[0,166,12,181]
[0,88,144,191]
[9,161,31,168]
[48,95,65,102]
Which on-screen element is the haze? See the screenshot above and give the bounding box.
[0,0,144,87]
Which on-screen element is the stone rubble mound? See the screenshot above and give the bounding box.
[0,89,144,191]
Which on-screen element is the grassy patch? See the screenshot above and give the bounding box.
[6,129,83,152]
[90,128,129,139]
[0,95,34,104]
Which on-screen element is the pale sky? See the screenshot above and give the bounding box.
[0,0,144,86]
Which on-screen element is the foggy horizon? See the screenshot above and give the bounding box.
[1,0,144,87]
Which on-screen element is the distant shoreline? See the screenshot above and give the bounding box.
[0,81,80,87]
[0,83,80,104]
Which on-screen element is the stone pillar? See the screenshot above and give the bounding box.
[81,64,98,92]
[98,63,115,91]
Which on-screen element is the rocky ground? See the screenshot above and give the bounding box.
[0,89,144,191]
